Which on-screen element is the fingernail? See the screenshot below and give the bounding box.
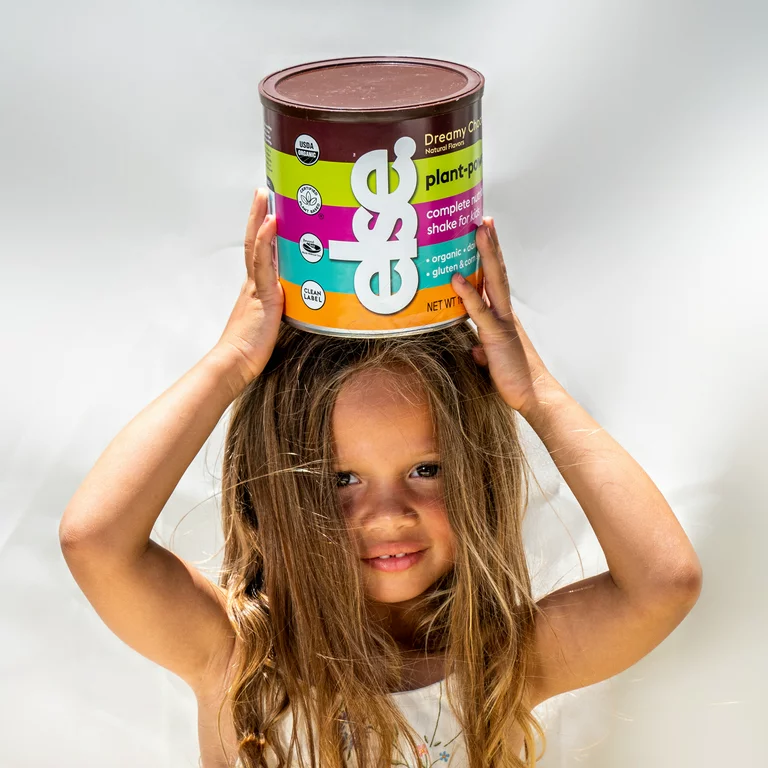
[454,271,466,284]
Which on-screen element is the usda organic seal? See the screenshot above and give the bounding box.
[294,134,320,165]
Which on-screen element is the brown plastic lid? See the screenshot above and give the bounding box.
[258,56,484,122]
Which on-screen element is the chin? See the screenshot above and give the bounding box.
[362,574,445,605]
[365,587,425,605]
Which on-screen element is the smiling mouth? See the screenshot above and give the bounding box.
[363,549,425,560]
[361,550,427,572]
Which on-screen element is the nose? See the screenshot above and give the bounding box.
[354,481,417,529]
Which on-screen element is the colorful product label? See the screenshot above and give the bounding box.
[263,103,483,335]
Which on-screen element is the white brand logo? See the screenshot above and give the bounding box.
[328,136,419,315]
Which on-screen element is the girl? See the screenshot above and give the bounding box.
[60,188,703,768]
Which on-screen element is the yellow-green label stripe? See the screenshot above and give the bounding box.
[265,140,483,207]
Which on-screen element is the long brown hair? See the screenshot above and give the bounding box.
[215,320,547,767]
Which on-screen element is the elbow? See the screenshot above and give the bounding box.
[59,521,85,552]
[59,514,108,558]
[59,511,96,552]
[641,557,703,608]
[618,558,703,619]
[667,557,704,606]
[59,522,97,560]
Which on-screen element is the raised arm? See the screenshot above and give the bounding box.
[519,381,702,705]
[59,188,283,693]
[59,350,246,691]
[452,217,703,706]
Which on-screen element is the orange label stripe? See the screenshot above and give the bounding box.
[281,269,483,331]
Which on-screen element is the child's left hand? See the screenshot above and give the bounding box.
[451,218,559,414]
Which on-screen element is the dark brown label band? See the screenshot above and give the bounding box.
[263,101,482,164]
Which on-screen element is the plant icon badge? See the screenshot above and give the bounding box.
[297,184,322,215]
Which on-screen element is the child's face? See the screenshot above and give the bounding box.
[332,368,456,606]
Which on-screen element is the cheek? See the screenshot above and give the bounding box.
[413,483,447,515]
[337,492,352,516]
[416,488,455,548]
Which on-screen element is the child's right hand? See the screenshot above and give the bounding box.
[213,187,283,389]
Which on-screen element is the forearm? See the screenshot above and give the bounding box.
[520,377,702,598]
[60,348,247,559]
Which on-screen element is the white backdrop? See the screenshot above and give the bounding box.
[2,1,765,765]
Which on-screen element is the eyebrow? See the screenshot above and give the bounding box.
[332,451,441,469]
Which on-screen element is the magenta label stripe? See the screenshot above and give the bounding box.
[274,181,483,248]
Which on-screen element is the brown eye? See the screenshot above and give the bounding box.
[336,472,359,488]
[411,463,440,479]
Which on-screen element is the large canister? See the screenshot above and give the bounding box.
[258,56,484,337]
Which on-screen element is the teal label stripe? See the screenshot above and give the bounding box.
[277,232,480,294]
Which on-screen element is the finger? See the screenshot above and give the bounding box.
[476,218,513,319]
[471,344,489,367]
[451,270,503,335]
[252,214,279,296]
[479,274,491,309]
[244,188,269,282]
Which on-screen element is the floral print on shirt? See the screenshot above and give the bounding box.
[340,680,464,767]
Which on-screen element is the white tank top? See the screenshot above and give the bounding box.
[234,675,525,766]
